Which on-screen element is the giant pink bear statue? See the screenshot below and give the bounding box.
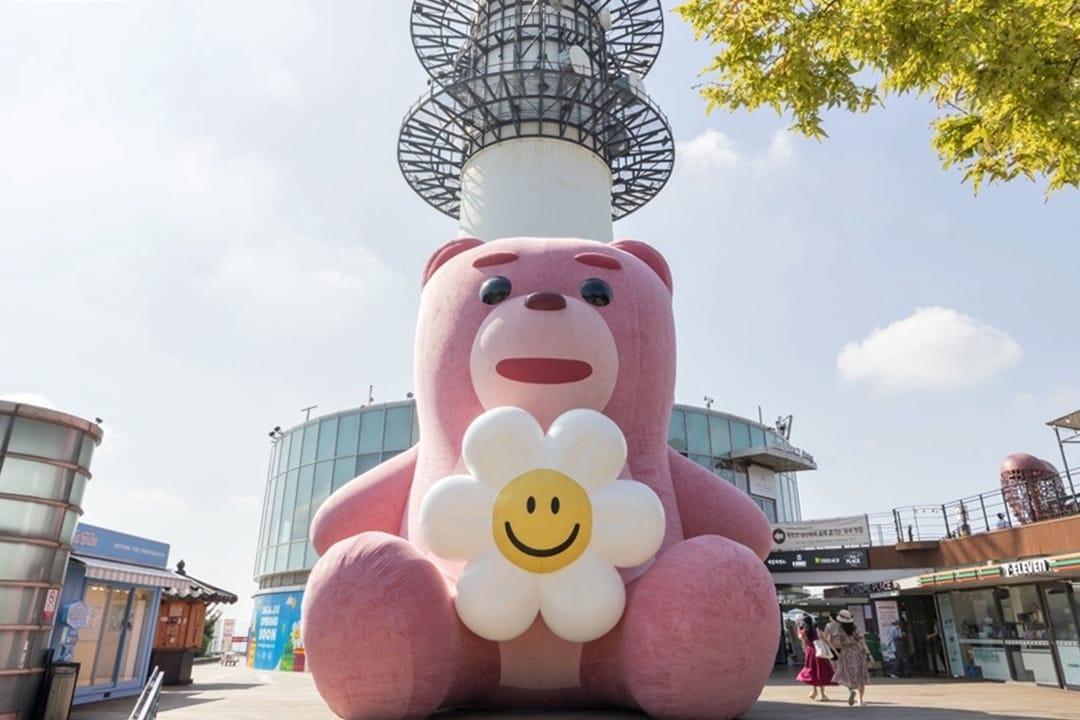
[303,237,779,720]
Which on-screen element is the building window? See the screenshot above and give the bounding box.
[6,418,82,464]
[332,458,354,493]
[278,471,298,544]
[301,423,318,465]
[336,413,360,457]
[686,412,710,455]
[384,406,413,451]
[312,462,333,513]
[358,410,385,454]
[752,496,778,523]
[292,465,314,541]
[277,434,291,474]
[709,415,731,455]
[668,410,687,453]
[355,453,381,477]
[287,431,302,469]
[750,426,766,448]
[316,418,338,460]
[730,422,752,451]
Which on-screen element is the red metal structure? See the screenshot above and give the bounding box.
[1000,453,1065,524]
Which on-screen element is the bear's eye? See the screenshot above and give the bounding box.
[479,276,512,305]
[580,278,612,307]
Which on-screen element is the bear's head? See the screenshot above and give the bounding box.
[414,237,675,451]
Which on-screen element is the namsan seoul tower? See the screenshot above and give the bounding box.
[398,0,674,243]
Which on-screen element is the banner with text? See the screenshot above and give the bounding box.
[771,515,871,551]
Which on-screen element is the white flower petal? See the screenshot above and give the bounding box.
[462,407,545,487]
[544,409,626,491]
[419,476,496,561]
[590,480,666,568]
[455,549,540,641]
[539,550,626,642]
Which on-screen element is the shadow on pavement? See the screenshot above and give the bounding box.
[748,699,1063,719]
[69,681,264,719]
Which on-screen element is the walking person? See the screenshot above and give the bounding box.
[796,614,835,701]
[831,609,872,707]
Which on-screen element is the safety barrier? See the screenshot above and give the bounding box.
[127,666,164,720]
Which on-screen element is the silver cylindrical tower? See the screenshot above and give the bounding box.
[399,1,673,242]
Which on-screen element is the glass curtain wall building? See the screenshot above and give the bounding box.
[0,401,102,719]
[254,400,814,595]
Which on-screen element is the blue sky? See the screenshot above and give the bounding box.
[1,2,1077,626]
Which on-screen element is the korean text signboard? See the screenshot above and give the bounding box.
[71,523,170,569]
[765,548,869,572]
[770,515,870,552]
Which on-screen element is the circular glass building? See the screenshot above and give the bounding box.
[0,401,102,716]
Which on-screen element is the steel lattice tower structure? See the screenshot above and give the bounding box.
[399,1,674,242]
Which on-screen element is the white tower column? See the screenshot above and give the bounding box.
[458,138,614,242]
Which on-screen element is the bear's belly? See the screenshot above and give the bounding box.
[496,618,583,691]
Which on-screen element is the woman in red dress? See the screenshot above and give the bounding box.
[796,614,836,701]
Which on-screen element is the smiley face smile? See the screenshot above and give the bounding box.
[504,521,581,557]
[492,468,593,573]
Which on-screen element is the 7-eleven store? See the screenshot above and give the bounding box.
[895,552,1080,690]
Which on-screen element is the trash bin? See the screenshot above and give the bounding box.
[149,648,196,685]
[35,658,80,720]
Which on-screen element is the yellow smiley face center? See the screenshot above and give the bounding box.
[492,468,592,574]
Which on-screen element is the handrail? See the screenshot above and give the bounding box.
[128,666,164,720]
[864,470,1079,545]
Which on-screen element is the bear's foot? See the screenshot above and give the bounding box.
[617,536,779,720]
[302,532,497,720]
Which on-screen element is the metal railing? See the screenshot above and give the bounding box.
[128,666,164,720]
[865,470,1079,545]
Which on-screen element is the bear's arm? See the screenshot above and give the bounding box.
[668,448,772,560]
[310,445,417,556]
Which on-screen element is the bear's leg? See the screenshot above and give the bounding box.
[589,536,779,720]
[302,532,498,720]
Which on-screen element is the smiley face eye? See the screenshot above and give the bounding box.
[480,276,512,305]
[551,497,560,514]
[526,496,536,514]
[580,278,612,307]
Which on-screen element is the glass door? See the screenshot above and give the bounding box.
[1045,583,1080,689]
[1000,585,1058,686]
[117,589,152,684]
[92,587,132,687]
[73,584,109,687]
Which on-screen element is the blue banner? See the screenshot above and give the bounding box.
[249,591,306,672]
[71,523,170,569]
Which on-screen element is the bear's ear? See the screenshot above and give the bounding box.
[612,239,673,294]
[422,237,484,288]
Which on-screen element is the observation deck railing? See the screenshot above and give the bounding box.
[865,469,1079,546]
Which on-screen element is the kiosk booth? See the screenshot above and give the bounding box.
[51,524,189,705]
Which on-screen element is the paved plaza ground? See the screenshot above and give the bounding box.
[71,663,1080,720]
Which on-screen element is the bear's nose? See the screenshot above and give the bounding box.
[524,292,567,311]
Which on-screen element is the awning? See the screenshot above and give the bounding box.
[1048,410,1080,431]
[72,555,195,593]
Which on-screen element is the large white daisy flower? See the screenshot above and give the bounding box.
[419,407,665,643]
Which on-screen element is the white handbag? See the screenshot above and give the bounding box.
[813,638,835,659]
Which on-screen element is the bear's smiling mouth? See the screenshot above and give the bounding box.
[495,358,593,384]
[504,521,581,557]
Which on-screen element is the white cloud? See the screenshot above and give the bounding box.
[837,307,1022,392]
[0,393,57,409]
[676,128,797,174]
[759,129,794,167]
[228,495,262,509]
[678,129,742,171]
[131,487,189,509]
